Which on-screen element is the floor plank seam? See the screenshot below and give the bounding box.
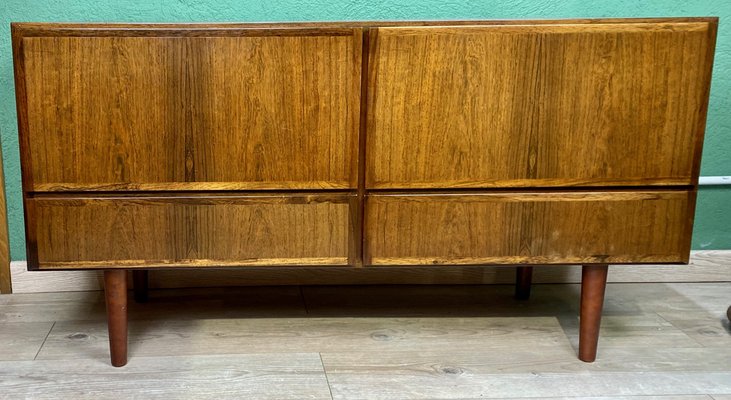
[33,321,55,360]
[319,352,335,400]
[654,311,713,348]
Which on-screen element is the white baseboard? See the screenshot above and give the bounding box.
[9,250,731,293]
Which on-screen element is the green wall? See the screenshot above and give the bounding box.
[1,0,730,260]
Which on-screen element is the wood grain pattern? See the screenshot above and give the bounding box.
[37,316,571,360]
[366,22,715,189]
[19,30,360,191]
[21,37,186,189]
[30,194,353,269]
[189,33,360,188]
[0,354,332,399]
[365,191,692,265]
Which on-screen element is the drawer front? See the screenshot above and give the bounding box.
[18,29,361,191]
[29,194,354,269]
[367,23,715,189]
[365,191,693,265]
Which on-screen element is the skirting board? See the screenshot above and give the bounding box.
[8,250,731,293]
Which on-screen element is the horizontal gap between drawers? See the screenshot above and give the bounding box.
[27,185,694,199]
[365,185,694,195]
[27,189,357,199]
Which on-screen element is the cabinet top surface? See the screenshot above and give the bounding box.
[11,17,718,35]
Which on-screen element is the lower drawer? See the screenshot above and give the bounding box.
[365,191,693,265]
[29,194,354,269]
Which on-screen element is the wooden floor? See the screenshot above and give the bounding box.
[0,282,729,399]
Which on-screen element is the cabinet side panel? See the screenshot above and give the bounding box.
[367,23,713,188]
[366,191,690,265]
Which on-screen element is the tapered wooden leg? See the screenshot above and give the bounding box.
[579,264,608,362]
[133,270,149,303]
[104,270,128,367]
[514,266,533,300]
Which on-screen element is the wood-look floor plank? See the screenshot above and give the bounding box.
[321,346,731,375]
[600,284,721,315]
[325,371,731,399]
[0,291,106,323]
[0,353,332,399]
[36,316,572,360]
[501,396,713,400]
[563,314,703,350]
[0,321,54,360]
[656,311,731,347]
[665,283,731,318]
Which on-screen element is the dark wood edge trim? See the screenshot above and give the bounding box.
[361,28,380,266]
[689,19,719,187]
[353,28,372,268]
[29,190,357,198]
[347,195,359,267]
[365,259,688,267]
[367,187,693,197]
[33,259,689,271]
[12,26,40,271]
[32,182,355,192]
[24,200,39,270]
[36,260,353,271]
[367,186,695,194]
[11,25,358,37]
[680,188,699,263]
[30,193,357,205]
[367,179,695,190]
[12,27,32,194]
[10,17,719,33]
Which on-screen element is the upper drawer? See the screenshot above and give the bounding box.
[366,22,716,189]
[14,26,362,191]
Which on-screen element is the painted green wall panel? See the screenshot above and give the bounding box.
[1,0,729,260]
[692,188,731,249]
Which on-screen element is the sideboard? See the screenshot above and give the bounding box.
[12,18,717,367]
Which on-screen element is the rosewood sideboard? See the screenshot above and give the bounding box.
[12,18,717,366]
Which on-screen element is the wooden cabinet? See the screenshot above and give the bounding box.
[12,18,717,366]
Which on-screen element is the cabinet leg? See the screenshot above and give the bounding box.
[514,266,533,300]
[579,264,608,362]
[104,270,128,367]
[133,270,149,303]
